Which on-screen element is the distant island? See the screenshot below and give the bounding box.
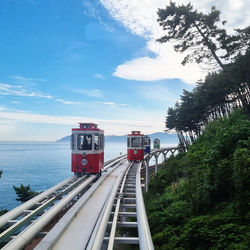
[57,132,178,144]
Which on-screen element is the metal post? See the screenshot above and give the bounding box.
[154,155,158,174]
[145,159,149,193]
[163,152,167,162]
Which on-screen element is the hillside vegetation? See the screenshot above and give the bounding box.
[144,110,250,249]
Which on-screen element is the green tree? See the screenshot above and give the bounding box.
[145,110,250,249]
[13,184,39,203]
[157,2,229,68]
[157,1,250,113]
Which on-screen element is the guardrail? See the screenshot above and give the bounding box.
[136,162,154,249]
[144,147,179,192]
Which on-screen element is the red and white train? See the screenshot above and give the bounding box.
[127,131,145,161]
[71,123,104,175]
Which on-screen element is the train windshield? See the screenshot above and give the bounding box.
[127,138,130,147]
[100,134,104,150]
[78,134,92,150]
[131,137,142,147]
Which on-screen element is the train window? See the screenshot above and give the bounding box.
[141,138,144,147]
[94,135,99,150]
[144,138,150,146]
[82,124,90,129]
[78,134,92,150]
[127,137,130,147]
[131,137,140,147]
[99,134,104,149]
[71,135,75,150]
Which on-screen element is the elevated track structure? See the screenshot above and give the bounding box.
[0,147,178,250]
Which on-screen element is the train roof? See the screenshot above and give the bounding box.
[153,138,160,142]
[128,131,144,137]
[72,123,104,132]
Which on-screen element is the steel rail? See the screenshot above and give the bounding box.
[104,154,125,166]
[35,157,127,250]
[0,196,56,244]
[107,162,132,250]
[87,162,133,250]
[136,161,154,250]
[103,155,127,171]
[2,175,96,250]
[0,175,88,245]
[0,176,76,229]
[0,155,127,249]
[0,155,126,231]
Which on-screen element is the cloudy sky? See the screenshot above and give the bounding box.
[0,0,249,141]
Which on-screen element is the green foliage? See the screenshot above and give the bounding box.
[233,143,250,216]
[185,111,250,210]
[157,2,228,66]
[145,110,250,249]
[153,6,250,249]
[180,212,250,250]
[13,184,39,203]
[159,1,250,142]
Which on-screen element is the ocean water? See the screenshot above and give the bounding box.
[0,142,127,210]
[0,142,175,210]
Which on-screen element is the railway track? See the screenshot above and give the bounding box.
[35,160,153,250]
[0,142,176,250]
[87,161,154,250]
[0,155,126,249]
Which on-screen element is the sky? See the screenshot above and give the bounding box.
[0,0,249,141]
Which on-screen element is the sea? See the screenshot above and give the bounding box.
[0,142,174,211]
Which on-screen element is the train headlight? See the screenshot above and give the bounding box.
[81,159,88,166]
[133,149,137,154]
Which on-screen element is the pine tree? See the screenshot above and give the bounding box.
[13,184,39,203]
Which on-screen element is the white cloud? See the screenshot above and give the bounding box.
[72,88,103,98]
[137,84,180,105]
[0,83,52,99]
[0,110,163,136]
[55,99,83,105]
[83,1,99,18]
[94,73,104,79]
[0,83,84,105]
[10,75,47,82]
[11,100,20,104]
[97,101,127,107]
[100,0,250,84]
[113,43,205,83]
[0,122,16,138]
[0,106,30,113]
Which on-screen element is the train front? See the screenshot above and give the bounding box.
[71,123,104,175]
[153,138,160,149]
[127,131,144,161]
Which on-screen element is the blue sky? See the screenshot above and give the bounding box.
[0,0,249,141]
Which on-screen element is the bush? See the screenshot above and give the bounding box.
[145,110,250,249]
[181,213,250,249]
[13,184,39,203]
